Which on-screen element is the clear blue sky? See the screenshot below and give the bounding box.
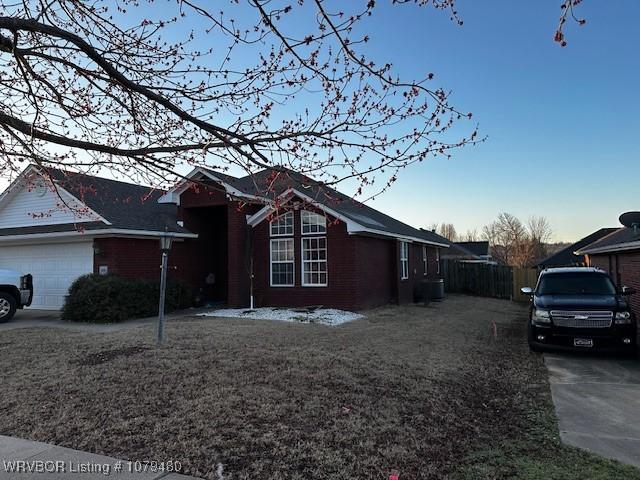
[357,0,640,242]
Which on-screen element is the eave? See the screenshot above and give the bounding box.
[576,240,640,256]
[246,188,449,248]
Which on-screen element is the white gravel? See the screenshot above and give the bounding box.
[198,307,363,326]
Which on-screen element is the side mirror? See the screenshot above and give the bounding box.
[622,286,636,295]
[520,287,533,295]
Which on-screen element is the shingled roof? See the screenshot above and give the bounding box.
[198,167,450,246]
[47,169,192,234]
[538,228,618,267]
[575,227,640,255]
[455,241,490,257]
[0,166,192,237]
[1,165,449,246]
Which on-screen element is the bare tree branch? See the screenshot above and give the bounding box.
[0,0,482,196]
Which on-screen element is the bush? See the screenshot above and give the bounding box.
[62,274,194,323]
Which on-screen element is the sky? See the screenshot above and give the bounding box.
[359,0,640,242]
[2,1,638,243]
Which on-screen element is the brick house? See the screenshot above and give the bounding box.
[0,165,448,310]
[441,240,495,264]
[576,227,640,315]
[537,228,617,269]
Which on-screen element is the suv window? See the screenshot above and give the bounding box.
[537,273,616,296]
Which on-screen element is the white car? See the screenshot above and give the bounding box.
[0,269,33,323]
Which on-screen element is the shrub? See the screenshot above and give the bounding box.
[62,274,194,323]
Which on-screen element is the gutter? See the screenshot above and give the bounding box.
[246,188,450,248]
[575,240,640,256]
[0,228,198,243]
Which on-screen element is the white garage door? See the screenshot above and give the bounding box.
[0,242,94,310]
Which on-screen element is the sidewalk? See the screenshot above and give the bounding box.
[0,435,199,479]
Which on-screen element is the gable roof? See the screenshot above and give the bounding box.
[455,241,490,257]
[185,167,449,246]
[575,226,640,255]
[441,241,482,260]
[46,169,191,234]
[538,228,618,266]
[0,166,194,238]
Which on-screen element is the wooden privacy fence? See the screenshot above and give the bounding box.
[512,267,539,303]
[442,260,537,302]
[442,260,513,300]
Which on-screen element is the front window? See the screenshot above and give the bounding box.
[302,237,328,286]
[537,273,617,296]
[270,238,294,286]
[436,248,440,274]
[400,241,409,280]
[270,211,294,236]
[423,245,428,276]
[301,210,327,235]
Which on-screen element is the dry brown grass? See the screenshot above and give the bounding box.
[0,295,616,479]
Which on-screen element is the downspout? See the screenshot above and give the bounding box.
[245,221,255,310]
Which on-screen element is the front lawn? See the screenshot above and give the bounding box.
[1,295,638,479]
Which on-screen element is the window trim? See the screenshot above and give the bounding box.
[300,210,327,236]
[423,245,428,276]
[436,248,441,275]
[270,238,295,287]
[270,211,294,237]
[301,236,328,287]
[400,241,409,280]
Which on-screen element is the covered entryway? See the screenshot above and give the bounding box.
[0,241,94,309]
[181,205,228,304]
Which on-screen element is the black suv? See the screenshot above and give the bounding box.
[521,267,637,353]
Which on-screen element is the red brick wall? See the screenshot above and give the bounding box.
[227,202,253,308]
[251,212,444,311]
[587,252,640,316]
[353,235,395,309]
[586,254,610,275]
[94,181,445,311]
[252,210,360,310]
[178,182,229,211]
[93,237,202,286]
[394,242,442,305]
[178,182,260,307]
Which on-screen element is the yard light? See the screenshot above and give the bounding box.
[159,232,174,252]
[157,228,174,345]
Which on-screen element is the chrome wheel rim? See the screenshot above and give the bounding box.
[0,298,10,318]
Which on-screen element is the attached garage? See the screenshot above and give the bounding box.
[0,242,94,309]
[0,166,196,316]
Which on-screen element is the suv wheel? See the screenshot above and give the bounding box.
[527,322,542,353]
[0,292,17,323]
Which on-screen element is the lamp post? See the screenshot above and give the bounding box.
[157,229,174,345]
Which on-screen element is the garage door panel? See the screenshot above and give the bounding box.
[0,242,93,310]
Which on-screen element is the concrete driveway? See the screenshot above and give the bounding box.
[545,353,640,468]
[1,309,62,328]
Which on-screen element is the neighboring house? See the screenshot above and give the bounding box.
[441,240,495,264]
[537,228,617,269]
[455,241,493,264]
[440,241,481,262]
[576,226,640,315]
[0,165,449,311]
